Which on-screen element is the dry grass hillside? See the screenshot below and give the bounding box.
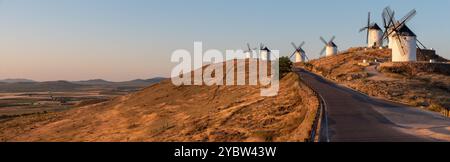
[297,47,449,115]
[0,60,319,142]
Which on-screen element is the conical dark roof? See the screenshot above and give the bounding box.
[297,48,305,53]
[369,23,382,30]
[328,41,337,47]
[261,47,271,52]
[397,25,416,37]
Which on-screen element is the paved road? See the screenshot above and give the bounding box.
[296,69,449,142]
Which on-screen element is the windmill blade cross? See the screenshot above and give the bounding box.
[382,6,396,41]
[330,36,336,43]
[383,10,397,39]
[319,46,326,56]
[320,37,328,45]
[386,14,413,39]
[383,7,395,28]
[299,41,305,48]
[366,30,369,44]
[416,39,427,49]
[387,11,396,27]
[290,51,296,59]
[359,27,368,32]
[390,9,416,35]
[382,10,387,28]
[382,8,389,24]
[384,6,395,21]
[381,12,389,40]
[304,53,310,61]
[367,12,371,44]
[291,42,298,50]
[398,9,417,26]
[387,9,416,36]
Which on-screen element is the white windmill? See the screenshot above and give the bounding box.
[259,43,271,60]
[359,12,383,47]
[320,36,338,57]
[244,43,257,59]
[290,42,309,63]
[382,7,418,62]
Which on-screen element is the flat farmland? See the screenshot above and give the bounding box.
[0,91,114,119]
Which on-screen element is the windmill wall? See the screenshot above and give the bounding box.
[244,51,251,59]
[326,46,337,57]
[260,50,270,60]
[295,52,305,63]
[368,29,383,47]
[388,36,394,49]
[391,35,417,62]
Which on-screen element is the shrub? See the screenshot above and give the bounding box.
[303,62,314,71]
[279,56,293,78]
[428,104,445,113]
[381,66,409,75]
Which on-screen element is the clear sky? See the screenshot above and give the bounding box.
[0,0,449,81]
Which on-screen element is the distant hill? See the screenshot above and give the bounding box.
[146,77,167,82]
[74,77,165,85]
[72,79,114,85]
[0,81,86,92]
[73,77,166,87]
[117,77,167,87]
[0,79,36,83]
[0,77,167,93]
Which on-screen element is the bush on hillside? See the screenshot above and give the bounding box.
[279,56,293,78]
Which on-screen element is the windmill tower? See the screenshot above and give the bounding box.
[360,12,383,47]
[260,43,271,60]
[382,7,418,62]
[244,43,257,59]
[320,36,337,57]
[389,25,417,62]
[290,42,309,63]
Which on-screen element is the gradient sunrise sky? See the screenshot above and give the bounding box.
[0,0,449,81]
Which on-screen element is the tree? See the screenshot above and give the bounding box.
[279,56,293,78]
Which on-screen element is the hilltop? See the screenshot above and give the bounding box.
[297,47,450,114]
[73,77,166,87]
[0,60,319,142]
[73,79,114,85]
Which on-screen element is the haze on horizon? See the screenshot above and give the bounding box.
[0,0,449,82]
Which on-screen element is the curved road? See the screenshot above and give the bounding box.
[296,68,450,142]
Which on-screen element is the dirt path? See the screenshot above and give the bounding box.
[365,65,398,81]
